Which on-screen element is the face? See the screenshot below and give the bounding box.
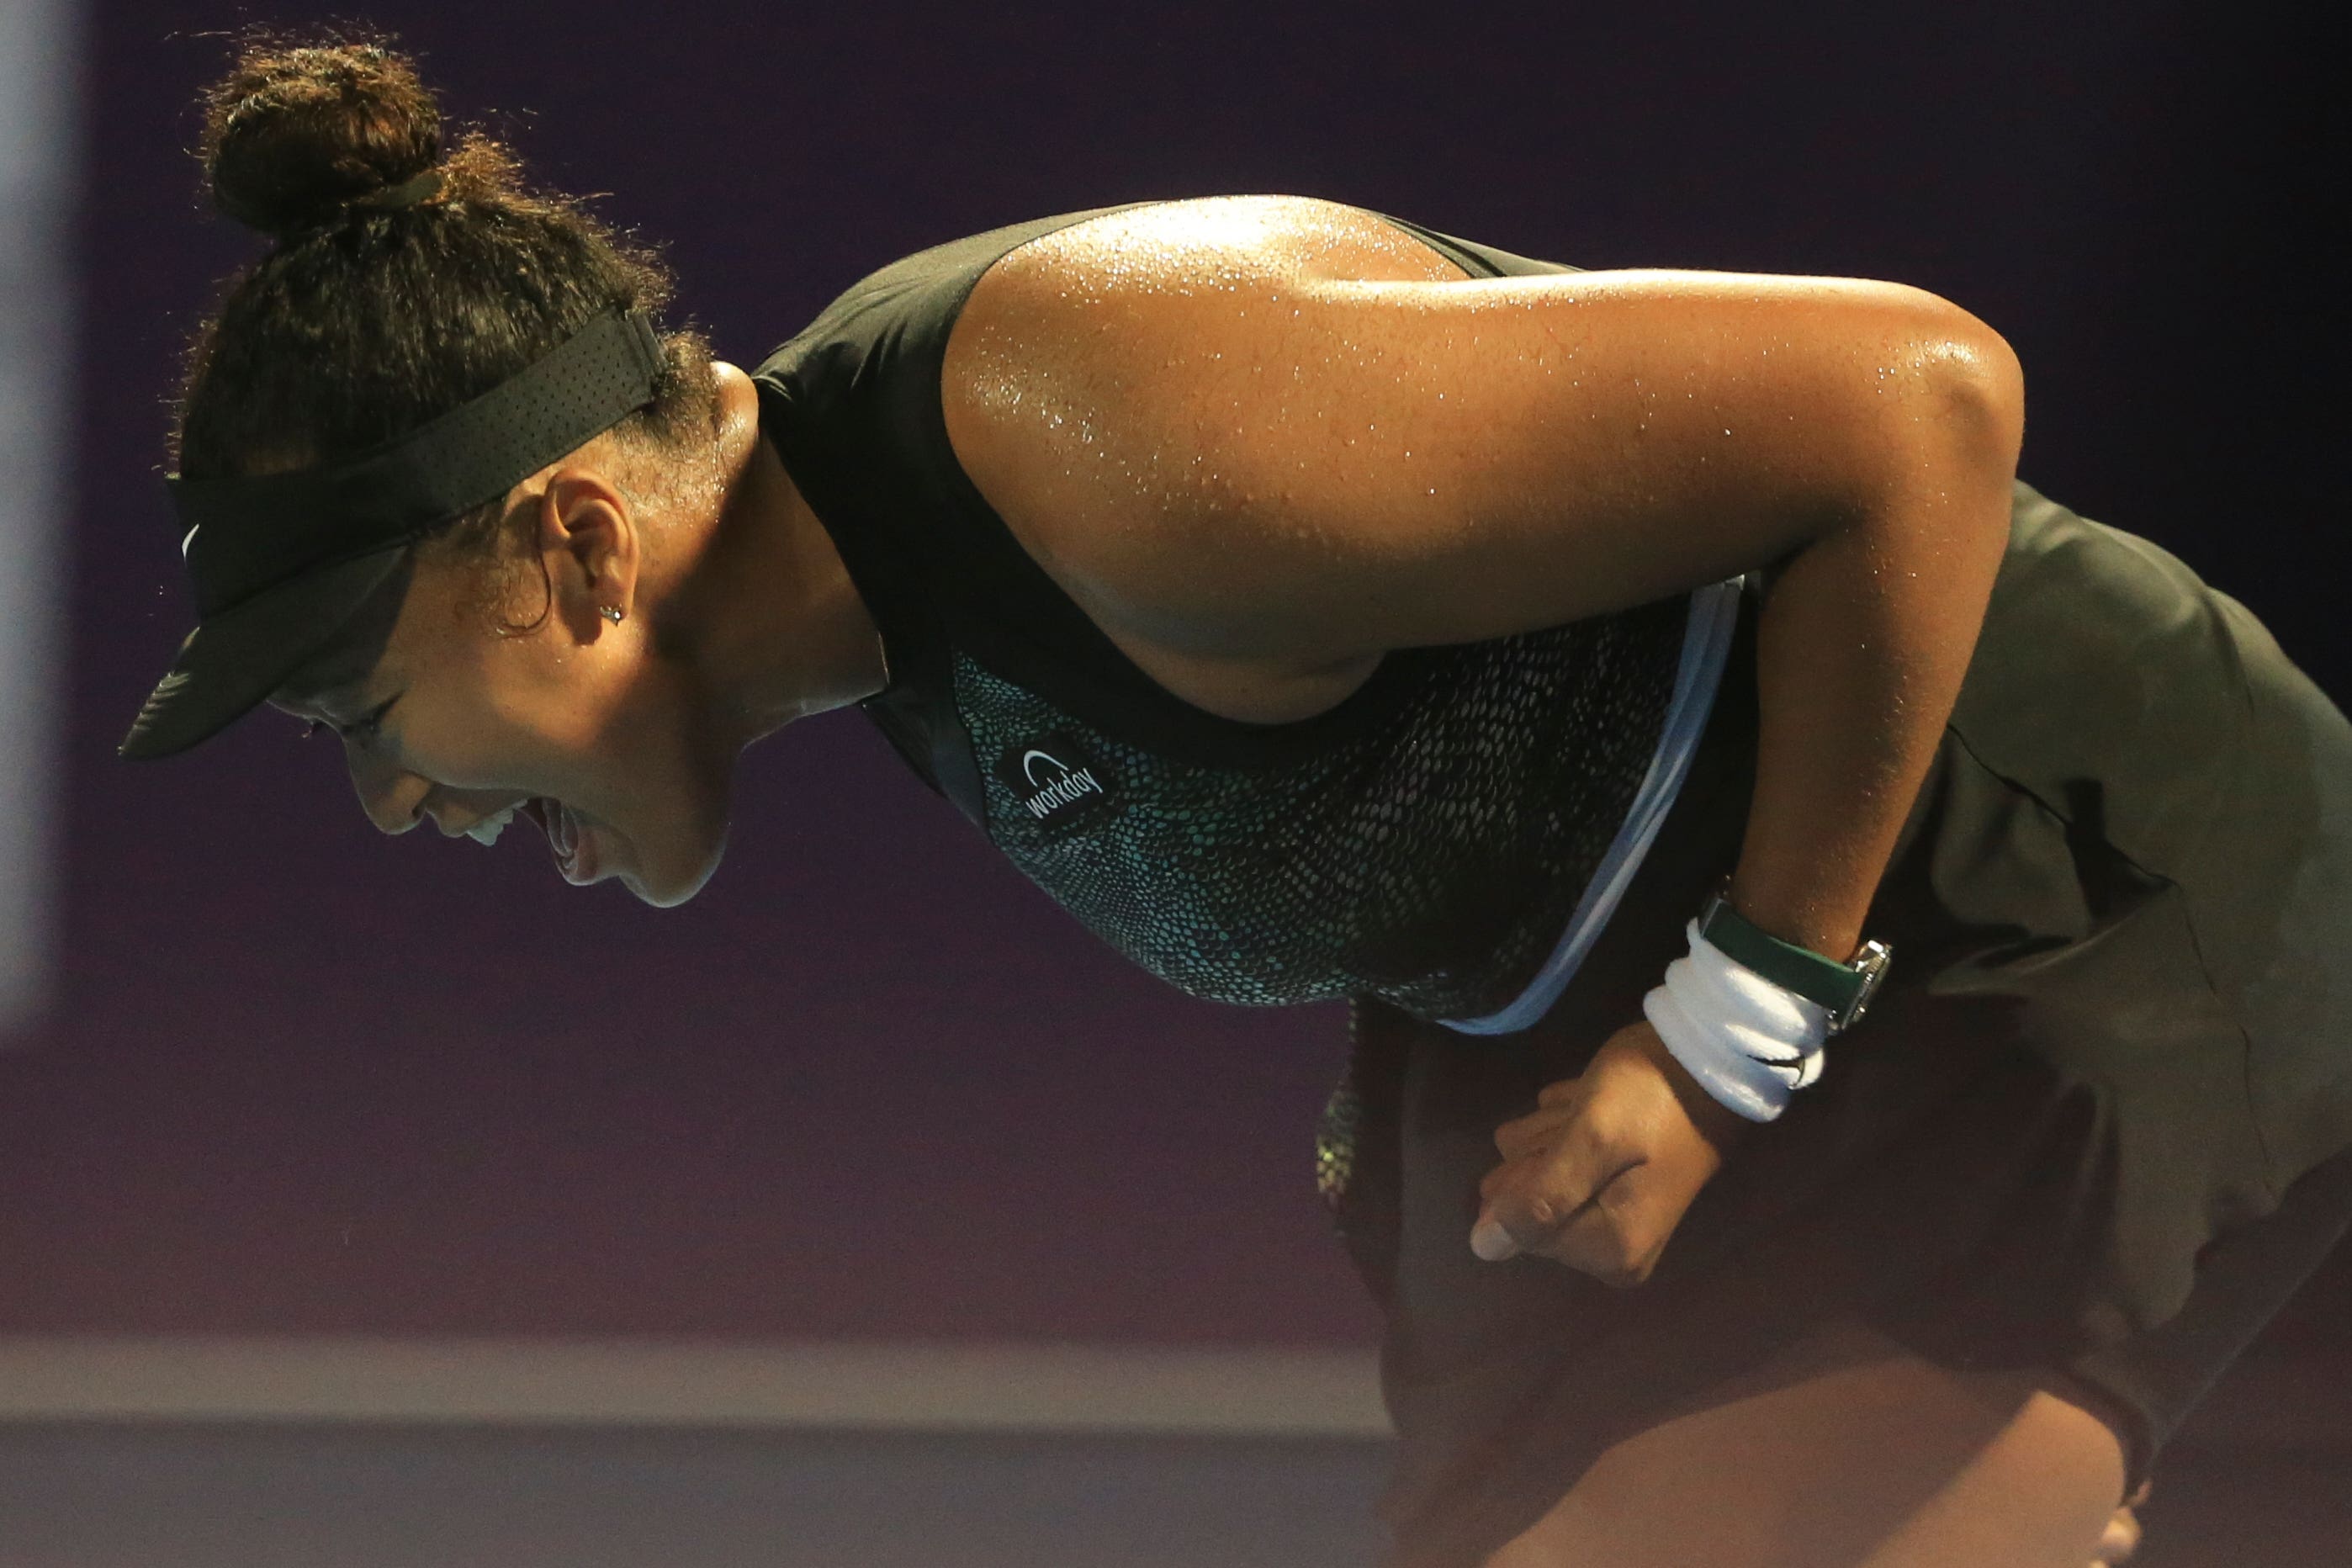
[269,464,735,907]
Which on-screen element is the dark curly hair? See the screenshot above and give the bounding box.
[174,28,717,571]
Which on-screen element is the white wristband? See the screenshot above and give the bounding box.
[1642,919,1833,1122]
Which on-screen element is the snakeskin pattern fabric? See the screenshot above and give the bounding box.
[951,596,1690,1022]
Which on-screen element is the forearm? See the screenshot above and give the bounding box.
[1724,368,2021,961]
[1475,339,2026,1276]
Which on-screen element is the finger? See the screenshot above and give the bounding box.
[1471,1163,1573,1261]
[1492,1104,1576,1160]
[2093,1502,2143,1565]
[1471,1187,1554,1261]
[1479,1159,1523,1204]
[1534,1077,1586,1110]
[1539,1167,1657,1285]
[1473,1120,1622,1261]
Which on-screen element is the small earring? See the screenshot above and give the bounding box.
[599,605,626,625]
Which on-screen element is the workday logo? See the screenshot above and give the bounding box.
[997,733,1116,829]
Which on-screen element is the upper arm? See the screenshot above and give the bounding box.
[940,197,2024,664]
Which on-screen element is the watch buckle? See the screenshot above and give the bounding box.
[1833,940,1894,1034]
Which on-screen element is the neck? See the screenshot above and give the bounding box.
[671,363,887,750]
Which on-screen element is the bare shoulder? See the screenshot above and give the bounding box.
[940,193,2017,685]
[940,195,1466,681]
[960,193,1467,301]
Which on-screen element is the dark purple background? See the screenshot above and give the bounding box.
[2,0,2339,1348]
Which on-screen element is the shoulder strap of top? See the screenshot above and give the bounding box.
[753,203,1589,815]
[755,205,1161,821]
[1360,209,1587,282]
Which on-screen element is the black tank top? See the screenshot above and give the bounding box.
[753,202,1691,1021]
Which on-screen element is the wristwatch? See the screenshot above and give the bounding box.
[1696,882,1894,1035]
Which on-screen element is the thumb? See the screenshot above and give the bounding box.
[1470,1206,1519,1261]
[1473,1183,1571,1262]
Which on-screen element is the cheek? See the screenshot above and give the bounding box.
[389,688,574,794]
[480,670,596,753]
[456,649,622,773]
[478,650,717,824]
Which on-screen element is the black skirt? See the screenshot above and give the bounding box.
[1327,480,2352,1568]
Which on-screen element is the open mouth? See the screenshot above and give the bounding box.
[463,801,522,846]
[520,797,596,884]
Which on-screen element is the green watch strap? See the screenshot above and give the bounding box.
[1696,883,1893,1031]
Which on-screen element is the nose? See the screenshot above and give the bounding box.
[347,745,429,835]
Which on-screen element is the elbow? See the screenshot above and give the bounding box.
[1957,322,2026,467]
[1921,305,2026,474]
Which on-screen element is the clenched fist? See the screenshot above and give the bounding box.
[1471,1018,1751,1285]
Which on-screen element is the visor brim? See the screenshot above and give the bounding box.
[117,547,414,760]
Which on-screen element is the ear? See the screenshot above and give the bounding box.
[531,464,642,637]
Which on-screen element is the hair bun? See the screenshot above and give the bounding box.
[201,36,444,241]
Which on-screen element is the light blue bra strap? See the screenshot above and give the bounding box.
[1438,575,1749,1036]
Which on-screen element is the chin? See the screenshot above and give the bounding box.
[628,837,726,908]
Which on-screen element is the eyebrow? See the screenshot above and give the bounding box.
[273,654,377,711]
